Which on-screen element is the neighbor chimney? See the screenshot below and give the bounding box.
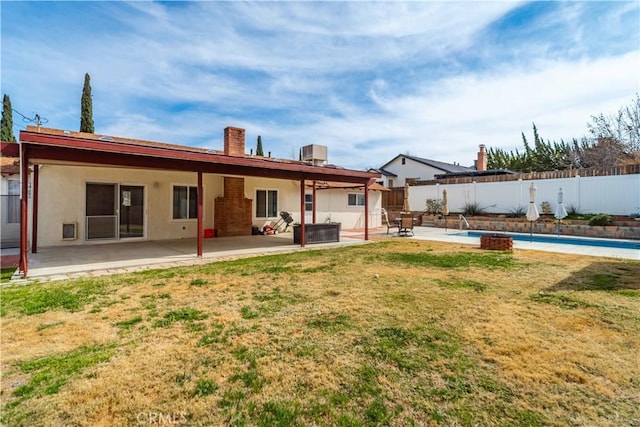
[224,126,246,156]
[477,144,487,171]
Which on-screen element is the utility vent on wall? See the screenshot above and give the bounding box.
[301,144,328,166]
[62,222,77,240]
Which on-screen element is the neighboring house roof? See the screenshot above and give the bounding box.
[0,156,19,176]
[306,180,390,192]
[381,154,473,174]
[1,142,20,157]
[434,169,516,179]
[20,127,379,184]
[368,167,397,177]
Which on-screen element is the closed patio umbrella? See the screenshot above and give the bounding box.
[441,189,449,230]
[526,183,540,241]
[554,187,568,236]
[402,182,410,213]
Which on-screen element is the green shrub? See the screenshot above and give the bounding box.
[462,202,485,216]
[425,198,442,215]
[566,204,581,218]
[540,201,553,215]
[506,205,526,218]
[588,214,612,226]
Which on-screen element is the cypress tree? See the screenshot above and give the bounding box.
[80,73,94,133]
[1,94,16,142]
[256,135,264,156]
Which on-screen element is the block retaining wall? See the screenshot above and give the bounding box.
[419,215,640,240]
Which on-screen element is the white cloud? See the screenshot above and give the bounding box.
[255,51,640,169]
[2,1,638,171]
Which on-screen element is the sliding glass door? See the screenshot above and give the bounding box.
[86,183,117,240]
[119,185,144,238]
[86,183,145,240]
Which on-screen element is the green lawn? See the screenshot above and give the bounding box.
[1,267,16,283]
[1,240,639,426]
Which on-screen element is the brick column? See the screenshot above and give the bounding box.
[214,177,252,236]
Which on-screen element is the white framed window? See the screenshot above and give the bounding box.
[347,193,365,207]
[172,185,198,220]
[305,194,313,212]
[256,189,278,218]
[7,179,20,223]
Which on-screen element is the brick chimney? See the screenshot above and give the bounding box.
[215,177,252,237]
[476,144,487,171]
[224,126,245,156]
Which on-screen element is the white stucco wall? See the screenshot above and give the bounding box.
[308,188,382,229]
[243,177,301,227]
[243,178,383,230]
[33,166,383,246]
[36,165,224,246]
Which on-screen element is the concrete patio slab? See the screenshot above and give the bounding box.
[407,227,640,260]
[6,225,637,284]
[13,231,376,283]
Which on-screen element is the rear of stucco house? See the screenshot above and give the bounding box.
[23,126,382,248]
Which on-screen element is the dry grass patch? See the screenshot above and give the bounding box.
[1,240,638,426]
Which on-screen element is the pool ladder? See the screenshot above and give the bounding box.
[459,214,470,230]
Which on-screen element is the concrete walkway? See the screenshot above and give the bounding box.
[3,226,638,284]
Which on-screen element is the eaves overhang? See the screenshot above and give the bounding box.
[20,130,379,185]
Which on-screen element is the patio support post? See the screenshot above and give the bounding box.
[197,171,203,257]
[364,181,369,241]
[312,180,317,223]
[31,165,39,254]
[19,143,29,276]
[299,177,306,247]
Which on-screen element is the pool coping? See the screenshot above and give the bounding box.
[407,227,640,260]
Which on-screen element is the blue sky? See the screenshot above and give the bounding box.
[2,1,638,170]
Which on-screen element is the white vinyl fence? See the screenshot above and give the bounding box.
[409,174,640,216]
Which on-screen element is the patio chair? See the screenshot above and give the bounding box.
[399,214,414,237]
[381,208,399,235]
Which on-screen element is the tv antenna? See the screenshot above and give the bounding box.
[13,109,49,131]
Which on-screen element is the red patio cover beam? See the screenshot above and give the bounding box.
[312,180,317,224]
[31,165,39,253]
[300,178,306,247]
[26,144,373,185]
[197,171,203,257]
[364,181,369,241]
[19,143,29,276]
[20,131,377,185]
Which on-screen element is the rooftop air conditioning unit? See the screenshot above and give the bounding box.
[301,144,328,166]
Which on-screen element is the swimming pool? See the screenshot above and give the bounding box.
[463,231,640,250]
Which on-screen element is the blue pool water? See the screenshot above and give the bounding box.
[464,231,640,250]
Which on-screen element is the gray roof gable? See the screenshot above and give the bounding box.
[368,167,397,177]
[381,154,473,173]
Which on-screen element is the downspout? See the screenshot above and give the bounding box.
[19,143,29,276]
